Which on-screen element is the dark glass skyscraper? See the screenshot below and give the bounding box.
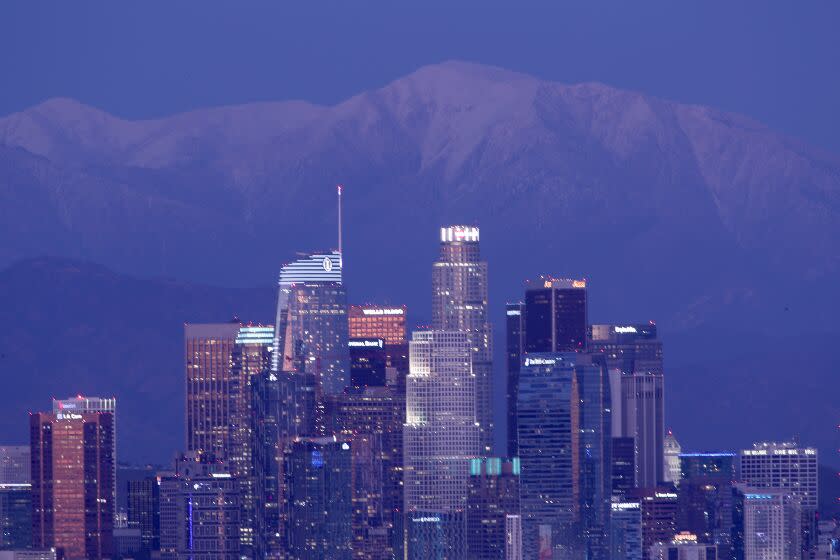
[575,355,612,560]
[524,277,588,353]
[326,386,405,560]
[273,251,349,392]
[516,353,580,558]
[432,226,494,454]
[348,338,387,389]
[284,438,353,560]
[127,477,160,559]
[273,252,349,439]
[465,457,521,560]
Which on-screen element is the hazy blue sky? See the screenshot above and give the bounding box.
[2,1,839,150]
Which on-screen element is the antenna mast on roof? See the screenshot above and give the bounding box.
[337,184,343,258]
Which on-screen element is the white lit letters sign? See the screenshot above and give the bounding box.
[361,308,404,316]
[441,226,479,243]
[524,357,557,367]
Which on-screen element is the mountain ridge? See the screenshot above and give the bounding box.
[0,60,837,332]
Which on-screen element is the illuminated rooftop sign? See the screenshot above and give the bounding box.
[524,357,558,367]
[614,326,638,334]
[348,339,384,348]
[278,252,342,286]
[236,326,274,345]
[440,226,479,243]
[611,502,640,511]
[360,308,404,316]
[536,278,587,290]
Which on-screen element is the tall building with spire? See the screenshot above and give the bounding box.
[432,225,493,454]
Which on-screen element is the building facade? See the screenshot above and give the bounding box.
[524,277,588,354]
[184,322,274,557]
[465,457,520,560]
[741,488,802,560]
[348,305,407,345]
[404,330,479,559]
[516,353,580,558]
[504,302,524,458]
[30,411,114,560]
[432,226,493,454]
[283,438,353,560]
[127,477,160,559]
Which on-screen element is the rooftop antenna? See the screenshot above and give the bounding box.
[337,184,343,260]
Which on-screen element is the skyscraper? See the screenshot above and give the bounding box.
[612,437,636,498]
[184,322,274,557]
[610,501,643,560]
[30,410,114,559]
[0,447,31,551]
[0,484,31,550]
[679,453,736,481]
[158,454,241,560]
[404,330,479,560]
[739,441,818,554]
[504,302,524,458]
[348,338,387,389]
[184,322,242,457]
[126,477,160,559]
[432,225,493,454]
[524,277,588,353]
[575,355,612,560]
[348,304,409,390]
[465,457,521,560]
[588,324,663,376]
[273,251,349,392]
[516,353,580,557]
[632,488,678,560]
[349,305,407,345]
[272,251,349,438]
[326,386,405,560]
[740,488,802,560]
[590,323,665,490]
[52,396,117,516]
[621,372,665,488]
[283,438,353,560]
[663,431,681,486]
[738,442,818,513]
[0,447,29,486]
[505,514,523,560]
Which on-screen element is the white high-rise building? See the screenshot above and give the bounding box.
[742,488,802,560]
[663,431,681,485]
[404,330,479,559]
[739,441,818,511]
[432,225,493,454]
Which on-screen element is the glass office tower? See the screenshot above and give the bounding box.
[273,252,349,439]
[516,353,580,558]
